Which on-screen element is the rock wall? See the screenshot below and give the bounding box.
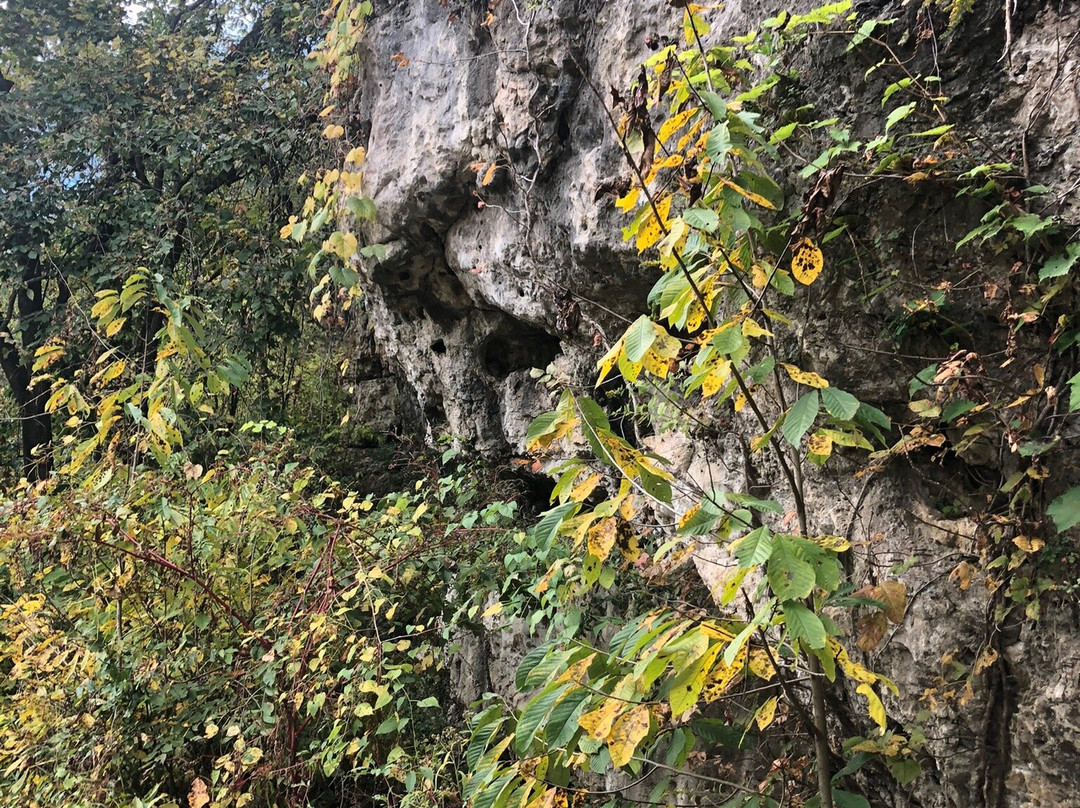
[342,1,1080,806]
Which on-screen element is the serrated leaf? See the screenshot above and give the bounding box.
[731,526,773,568]
[782,601,827,649]
[1039,243,1080,281]
[767,537,816,601]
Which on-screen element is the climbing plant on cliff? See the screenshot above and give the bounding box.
[464,6,920,808]
[466,2,1080,807]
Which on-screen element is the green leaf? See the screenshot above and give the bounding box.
[706,122,732,162]
[732,526,773,568]
[1039,243,1080,281]
[1048,486,1080,532]
[683,207,720,233]
[624,315,657,362]
[782,601,827,649]
[638,464,672,504]
[820,387,859,420]
[346,196,377,221]
[767,536,816,601]
[514,682,569,755]
[782,391,820,447]
[832,791,872,808]
[712,327,746,355]
[884,102,916,132]
[515,642,557,690]
[546,687,591,748]
[699,91,727,120]
[416,697,439,708]
[1010,212,1055,239]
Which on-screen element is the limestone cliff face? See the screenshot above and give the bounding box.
[342,1,1080,806]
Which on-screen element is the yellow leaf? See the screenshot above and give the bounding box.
[556,653,597,685]
[717,176,776,209]
[748,648,776,681]
[678,504,701,530]
[570,473,603,502]
[615,187,640,212]
[741,318,773,339]
[596,341,622,386]
[188,778,210,808]
[950,560,974,590]
[751,264,769,289]
[754,696,779,730]
[578,698,623,741]
[1013,535,1044,553]
[702,646,746,702]
[658,108,699,144]
[642,347,670,378]
[974,645,999,674]
[856,683,886,733]
[587,518,618,564]
[636,196,672,253]
[608,704,651,767]
[807,431,833,458]
[345,146,367,164]
[482,163,499,186]
[791,238,823,285]
[323,124,345,140]
[481,601,503,618]
[781,363,829,389]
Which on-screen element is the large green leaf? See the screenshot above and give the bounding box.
[624,315,657,362]
[782,391,819,446]
[782,601,827,649]
[732,526,773,568]
[1048,487,1080,532]
[767,536,815,601]
[820,387,859,420]
[514,682,570,755]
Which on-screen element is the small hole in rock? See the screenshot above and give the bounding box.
[431,339,446,355]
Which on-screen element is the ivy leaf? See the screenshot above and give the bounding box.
[782,601,827,650]
[767,537,815,601]
[1048,486,1080,532]
[820,387,859,420]
[782,391,820,446]
[624,315,657,362]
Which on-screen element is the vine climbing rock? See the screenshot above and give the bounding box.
[338,1,1080,806]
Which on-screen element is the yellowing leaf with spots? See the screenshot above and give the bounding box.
[754,695,779,730]
[781,363,829,388]
[748,648,776,681]
[669,642,723,717]
[608,704,651,767]
[642,347,670,378]
[557,653,597,685]
[578,697,623,741]
[636,196,672,253]
[791,238,824,285]
[807,431,833,458]
[702,646,746,702]
[658,108,700,144]
[587,517,618,563]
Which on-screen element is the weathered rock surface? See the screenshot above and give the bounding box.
[342,0,1080,805]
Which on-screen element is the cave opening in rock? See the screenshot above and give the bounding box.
[481,327,560,379]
